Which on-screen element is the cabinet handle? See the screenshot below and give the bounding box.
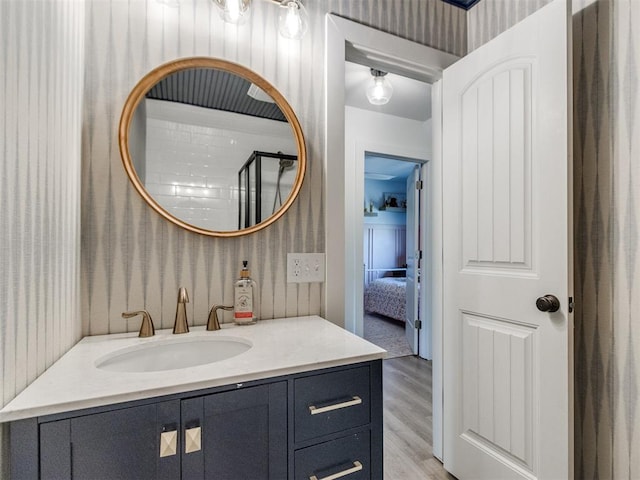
[159,430,178,458]
[310,461,363,480]
[185,426,202,454]
[308,396,362,415]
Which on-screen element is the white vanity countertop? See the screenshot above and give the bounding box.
[0,316,386,423]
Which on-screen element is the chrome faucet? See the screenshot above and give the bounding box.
[173,287,190,334]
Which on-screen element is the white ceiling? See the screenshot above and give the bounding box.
[344,61,431,122]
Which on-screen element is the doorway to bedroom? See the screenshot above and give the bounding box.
[362,153,423,359]
[327,14,456,465]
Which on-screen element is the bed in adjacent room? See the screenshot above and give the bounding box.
[364,276,408,323]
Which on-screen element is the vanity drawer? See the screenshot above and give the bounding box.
[294,366,370,443]
[294,432,371,480]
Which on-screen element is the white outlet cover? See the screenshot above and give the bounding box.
[287,253,325,283]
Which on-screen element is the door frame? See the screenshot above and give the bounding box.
[405,161,426,357]
[324,13,458,460]
[354,142,428,352]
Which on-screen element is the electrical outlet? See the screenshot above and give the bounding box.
[287,253,325,283]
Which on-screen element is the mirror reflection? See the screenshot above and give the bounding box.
[120,58,305,237]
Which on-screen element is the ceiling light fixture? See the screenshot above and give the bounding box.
[213,0,251,25]
[275,0,309,40]
[366,69,393,106]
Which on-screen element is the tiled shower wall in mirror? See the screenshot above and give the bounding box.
[0,1,85,476]
[81,0,466,334]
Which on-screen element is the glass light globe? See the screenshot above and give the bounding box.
[156,0,180,7]
[214,0,251,25]
[366,72,393,105]
[278,1,309,40]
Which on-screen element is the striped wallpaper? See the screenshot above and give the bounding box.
[81,0,466,335]
[572,1,614,478]
[611,2,640,477]
[470,0,640,477]
[466,0,552,51]
[0,0,85,476]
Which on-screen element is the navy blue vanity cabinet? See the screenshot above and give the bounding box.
[9,360,382,480]
[16,385,286,480]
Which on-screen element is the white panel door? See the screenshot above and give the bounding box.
[405,166,419,354]
[442,1,573,479]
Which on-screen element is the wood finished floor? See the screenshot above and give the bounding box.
[383,356,456,480]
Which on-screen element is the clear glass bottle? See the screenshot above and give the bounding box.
[233,260,257,325]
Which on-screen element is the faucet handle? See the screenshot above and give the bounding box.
[173,287,190,334]
[207,305,233,331]
[122,310,155,337]
[177,287,189,304]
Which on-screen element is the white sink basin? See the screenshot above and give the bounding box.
[95,336,252,373]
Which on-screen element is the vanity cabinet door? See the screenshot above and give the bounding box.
[181,382,287,480]
[40,400,181,480]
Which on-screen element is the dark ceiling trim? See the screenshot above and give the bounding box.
[441,0,482,10]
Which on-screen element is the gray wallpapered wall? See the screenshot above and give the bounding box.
[609,2,640,476]
[0,1,465,474]
[470,0,639,477]
[0,1,85,477]
[466,0,551,51]
[81,0,466,335]
[573,2,614,477]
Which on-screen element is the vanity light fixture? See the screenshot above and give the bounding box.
[156,0,180,7]
[213,0,251,25]
[274,0,309,40]
[366,69,393,106]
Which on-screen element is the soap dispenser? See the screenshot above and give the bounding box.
[233,261,257,325]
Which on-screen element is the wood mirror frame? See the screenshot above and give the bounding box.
[118,57,306,237]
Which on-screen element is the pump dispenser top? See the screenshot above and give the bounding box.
[240,261,250,278]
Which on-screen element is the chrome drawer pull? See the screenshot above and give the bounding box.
[309,396,362,415]
[310,461,363,480]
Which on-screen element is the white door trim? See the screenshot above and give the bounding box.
[324,13,457,460]
[431,79,444,453]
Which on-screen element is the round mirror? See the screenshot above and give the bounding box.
[119,57,306,237]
